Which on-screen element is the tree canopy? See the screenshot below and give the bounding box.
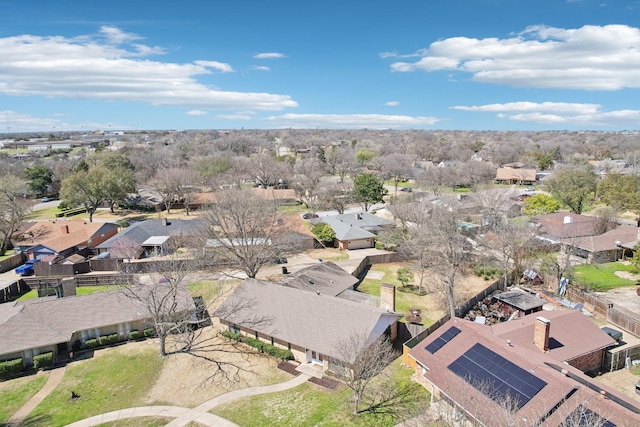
[353,173,386,211]
[546,167,597,214]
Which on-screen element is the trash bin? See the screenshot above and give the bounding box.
[282,266,288,274]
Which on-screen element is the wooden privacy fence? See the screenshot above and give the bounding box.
[0,253,27,273]
[565,286,640,338]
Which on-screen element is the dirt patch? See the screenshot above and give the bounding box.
[614,270,640,281]
[594,369,640,403]
[145,323,290,408]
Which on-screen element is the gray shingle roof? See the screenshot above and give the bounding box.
[0,284,195,356]
[281,261,359,296]
[214,278,400,361]
[98,219,202,250]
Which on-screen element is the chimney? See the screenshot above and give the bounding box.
[534,316,550,352]
[61,224,70,234]
[380,283,397,340]
[563,215,573,224]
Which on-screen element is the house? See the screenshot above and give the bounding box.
[533,212,598,242]
[495,166,537,185]
[0,284,195,368]
[570,224,638,263]
[408,313,638,426]
[214,263,401,371]
[13,219,118,260]
[320,211,394,250]
[97,218,202,258]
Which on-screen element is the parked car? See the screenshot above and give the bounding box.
[40,197,50,202]
[400,187,413,192]
[15,259,37,276]
[302,212,319,220]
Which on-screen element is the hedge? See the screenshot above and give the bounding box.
[85,339,97,349]
[129,330,140,340]
[244,337,293,360]
[33,352,54,369]
[143,327,156,337]
[108,333,119,345]
[221,330,242,341]
[98,336,110,346]
[0,358,23,380]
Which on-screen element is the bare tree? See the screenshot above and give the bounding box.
[291,157,327,211]
[592,206,619,235]
[335,334,398,416]
[0,174,28,256]
[250,154,289,188]
[380,152,414,196]
[199,189,285,278]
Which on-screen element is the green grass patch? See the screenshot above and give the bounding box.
[23,346,163,427]
[278,204,306,215]
[212,358,428,426]
[188,280,234,307]
[573,262,638,291]
[24,206,61,220]
[75,286,120,295]
[357,278,432,326]
[16,290,37,301]
[0,373,49,424]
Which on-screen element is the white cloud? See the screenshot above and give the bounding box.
[385,101,400,107]
[264,113,440,129]
[253,52,285,59]
[1,110,119,132]
[452,101,640,127]
[251,65,271,71]
[389,24,640,90]
[216,113,255,120]
[194,61,234,73]
[0,28,297,111]
[186,110,208,116]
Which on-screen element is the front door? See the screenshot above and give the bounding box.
[310,350,323,365]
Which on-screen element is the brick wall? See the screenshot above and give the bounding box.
[567,350,604,374]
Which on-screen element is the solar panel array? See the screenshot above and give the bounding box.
[566,407,616,427]
[448,343,547,410]
[425,326,461,354]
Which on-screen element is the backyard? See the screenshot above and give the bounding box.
[357,262,493,326]
[573,261,640,291]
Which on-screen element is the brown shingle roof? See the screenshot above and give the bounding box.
[14,219,117,252]
[408,317,639,426]
[533,212,598,240]
[571,224,639,253]
[495,167,536,182]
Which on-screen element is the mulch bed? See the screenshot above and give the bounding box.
[308,375,342,390]
[277,360,301,376]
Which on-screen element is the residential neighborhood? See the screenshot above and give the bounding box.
[1,128,640,427]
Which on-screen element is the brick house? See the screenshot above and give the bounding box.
[407,312,638,426]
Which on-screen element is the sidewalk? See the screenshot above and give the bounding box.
[6,365,67,427]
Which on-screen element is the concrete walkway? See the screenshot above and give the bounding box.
[6,365,67,427]
[64,373,311,427]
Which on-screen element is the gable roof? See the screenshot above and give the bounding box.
[321,217,376,240]
[0,284,195,356]
[533,212,598,240]
[214,278,400,361]
[495,167,536,182]
[97,219,202,251]
[14,219,118,253]
[280,261,359,296]
[571,224,639,253]
[409,316,639,426]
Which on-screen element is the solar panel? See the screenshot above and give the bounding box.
[565,407,616,427]
[448,343,547,409]
[425,326,461,354]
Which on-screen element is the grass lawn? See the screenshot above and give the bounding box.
[357,264,436,325]
[24,206,61,220]
[0,373,49,424]
[573,262,639,291]
[23,346,163,427]
[211,358,428,427]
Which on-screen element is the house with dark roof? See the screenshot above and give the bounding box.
[407,312,638,426]
[97,218,202,258]
[214,262,401,371]
[320,211,395,250]
[0,284,195,368]
[13,219,118,260]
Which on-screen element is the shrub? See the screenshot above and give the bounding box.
[244,337,265,352]
[263,344,293,360]
[33,352,54,369]
[221,330,242,341]
[0,358,23,380]
[98,336,110,346]
[85,339,97,349]
[129,330,140,340]
[143,327,156,337]
[108,334,119,345]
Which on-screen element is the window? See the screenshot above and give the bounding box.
[229,323,240,334]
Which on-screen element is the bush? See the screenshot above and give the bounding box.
[244,337,265,352]
[0,358,23,380]
[85,339,97,349]
[221,330,242,341]
[33,352,54,369]
[143,327,156,337]
[129,330,140,340]
[263,344,294,360]
[108,334,119,344]
[98,336,110,346]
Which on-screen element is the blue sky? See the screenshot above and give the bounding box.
[1,0,640,132]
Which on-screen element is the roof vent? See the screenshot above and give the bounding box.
[308,279,314,285]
